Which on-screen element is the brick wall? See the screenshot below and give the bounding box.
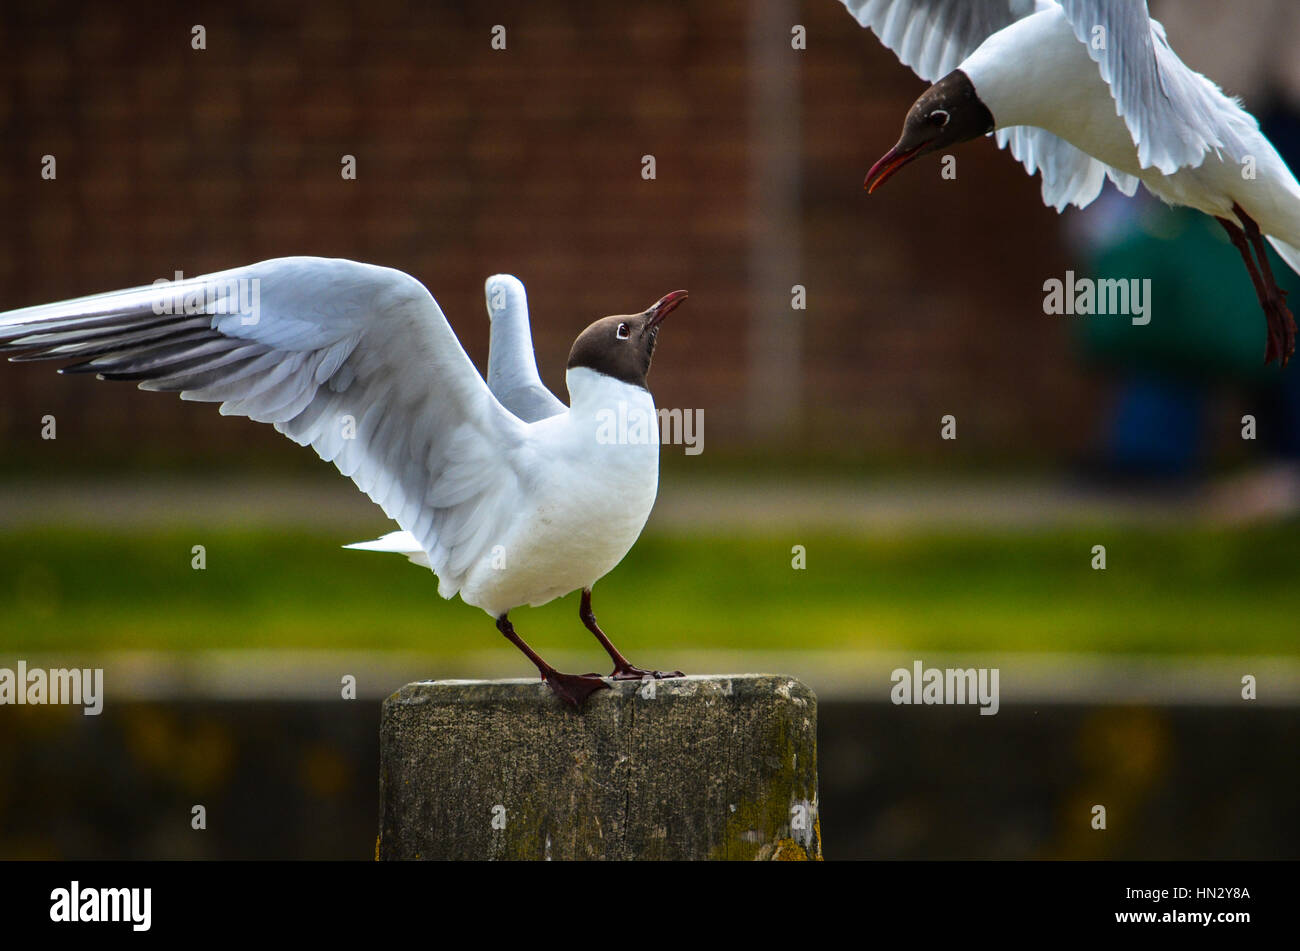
[0,0,1100,467]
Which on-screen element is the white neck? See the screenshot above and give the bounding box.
[564,366,654,416]
[960,8,1079,132]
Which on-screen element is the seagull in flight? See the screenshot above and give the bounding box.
[840,0,1300,365]
[0,258,688,707]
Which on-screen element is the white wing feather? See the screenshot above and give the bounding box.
[996,126,1138,210]
[0,256,527,600]
[840,0,1040,83]
[483,274,567,423]
[1056,0,1257,174]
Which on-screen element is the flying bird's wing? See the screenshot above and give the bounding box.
[483,274,567,423]
[0,256,528,600]
[996,126,1139,210]
[1056,0,1255,174]
[840,0,1040,83]
[840,0,1141,210]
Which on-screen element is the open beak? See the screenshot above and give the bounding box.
[645,289,688,330]
[864,142,923,194]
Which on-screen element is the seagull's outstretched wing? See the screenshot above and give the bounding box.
[995,126,1139,210]
[840,0,1039,83]
[483,274,567,423]
[839,0,1133,210]
[0,256,527,600]
[1056,0,1255,175]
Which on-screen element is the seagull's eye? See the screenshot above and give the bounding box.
[616,323,631,340]
[929,109,950,128]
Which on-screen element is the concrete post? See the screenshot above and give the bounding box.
[378,674,821,860]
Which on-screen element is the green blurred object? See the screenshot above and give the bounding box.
[1078,203,1297,384]
[2,524,1296,657]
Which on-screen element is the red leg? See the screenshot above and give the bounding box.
[1217,215,1278,364]
[579,589,683,681]
[1226,204,1296,366]
[496,613,608,708]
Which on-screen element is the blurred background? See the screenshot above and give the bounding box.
[0,0,1297,859]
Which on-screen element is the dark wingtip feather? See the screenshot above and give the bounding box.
[59,362,102,375]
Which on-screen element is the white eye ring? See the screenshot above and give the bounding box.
[931,109,949,127]
[616,323,631,340]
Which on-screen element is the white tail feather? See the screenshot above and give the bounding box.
[1266,235,1300,281]
[343,530,430,569]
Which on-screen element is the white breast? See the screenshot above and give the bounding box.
[458,367,660,617]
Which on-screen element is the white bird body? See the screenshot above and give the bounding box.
[350,368,657,617]
[963,8,1173,178]
[335,273,659,617]
[961,4,1300,253]
[453,368,659,616]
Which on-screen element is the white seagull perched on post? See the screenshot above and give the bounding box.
[0,258,688,707]
[839,0,1300,365]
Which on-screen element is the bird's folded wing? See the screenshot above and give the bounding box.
[996,126,1138,211]
[0,256,527,600]
[1057,0,1256,174]
[483,274,567,424]
[839,0,1039,83]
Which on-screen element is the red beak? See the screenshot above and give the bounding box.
[645,290,688,329]
[864,143,923,194]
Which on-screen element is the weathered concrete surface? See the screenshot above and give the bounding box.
[378,674,821,860]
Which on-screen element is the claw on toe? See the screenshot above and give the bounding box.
[1263,297,1297,367]
[609,666,685,682]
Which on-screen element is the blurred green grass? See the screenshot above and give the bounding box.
[1,523,1294,656]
